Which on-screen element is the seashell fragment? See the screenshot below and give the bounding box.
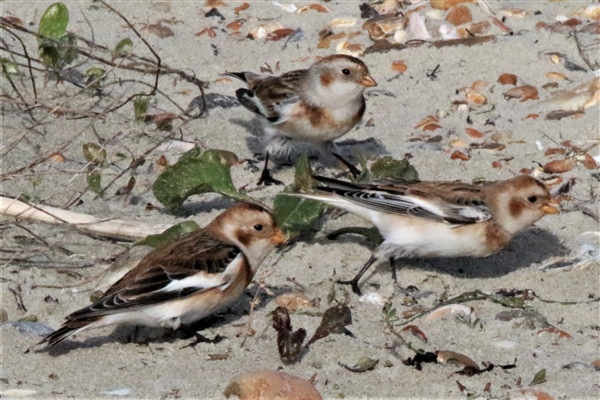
[579,4,600,20]
[546,72,568,81]
[465,127,483,138]
[224,370,323,400]
[498,73,518,85]
[450,150,470,160]
[249,23,284,39]
[464,88,487,105]
[391,61,408,73]
[446,5,472,26]
[393,29,409,43]
[328,18,357,28]
[415,115,439,130]
[430,0,473,11]
[504,85,539,101]
[335,40,364,57]
[437,350,478,368]
[274,292,317,311]
[408,12,432,40]
[543,159,575,174]
[296,4,330,14]
[499,8,528,18]
[426,304,472,320]
[226,19,244,31]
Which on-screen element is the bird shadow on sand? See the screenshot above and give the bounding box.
[229,117,389,171]
[330,227,568,289]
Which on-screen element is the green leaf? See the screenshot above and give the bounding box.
[1,58,19,75]
[87,171,102,194]
[273,154,326,240]
[530,368,547,386]
[82,143,107,165]
[38,32,77,69]
[327,226,382,248]
[114,38,133,57]
[152,148,256,213]
[359,156,419,182]
[133,96,152,121]
[135,221,200,248]
[38,2,69,42]
[85,67,106,88]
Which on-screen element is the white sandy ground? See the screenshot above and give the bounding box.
[1,0,599,399]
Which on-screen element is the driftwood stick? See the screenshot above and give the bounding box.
[1,196,171,241]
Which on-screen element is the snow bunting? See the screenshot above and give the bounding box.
[292,175,559,295]
[40,203,286,347]
[227,54,377,185]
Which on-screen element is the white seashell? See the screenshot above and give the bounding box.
[439,23,459,40]
[426,8,445,20]
[554,15,569,23]
[249,23,284,39]
[101,388,132,396]
[425,304,472,321]
[393,29,409,44]
[272,1,297,13]
[535,140,544,151]
[359,292,386,306]
[328,18,357,28]
[408,13,432,40]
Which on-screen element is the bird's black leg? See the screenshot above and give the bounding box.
[337,254,379,296]
[257,153,283,186]
[179,323,224,348]
[332,152,361,178]
[389,257,403,291]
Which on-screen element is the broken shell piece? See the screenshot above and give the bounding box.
[546,72,568,81]
[543,159,576,174]
[499,8,528,18]
[415,115,440,130]
[408,12,432,40]
[577,4,600,20]
[249,23,284,39]
[224,370,323,400]
[363,15,406,41]
[465,127,484,139]
[465,20,490,35]
[328,18,357,28]
[375,0,401,15]
[464,88,487,105]
[504,85,539,101]
[336,40,364,57]
[446,5,472,26]
[437,351,479,368]
[391,61,408,73]
[274,292,317,312]
[498,73,518,85]
[394,29,409,44]
[430,0,474,11]
[296,4,330,14]
[426,304,472,320]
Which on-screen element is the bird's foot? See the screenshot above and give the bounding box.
[332,153,361,178]
[257,168,283,186]
[336,278,363,296]
[181,333,224,349]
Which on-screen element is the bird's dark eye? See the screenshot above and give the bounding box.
[341,68,350,75]
[253,224,263,231]
[527,196,537,203]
